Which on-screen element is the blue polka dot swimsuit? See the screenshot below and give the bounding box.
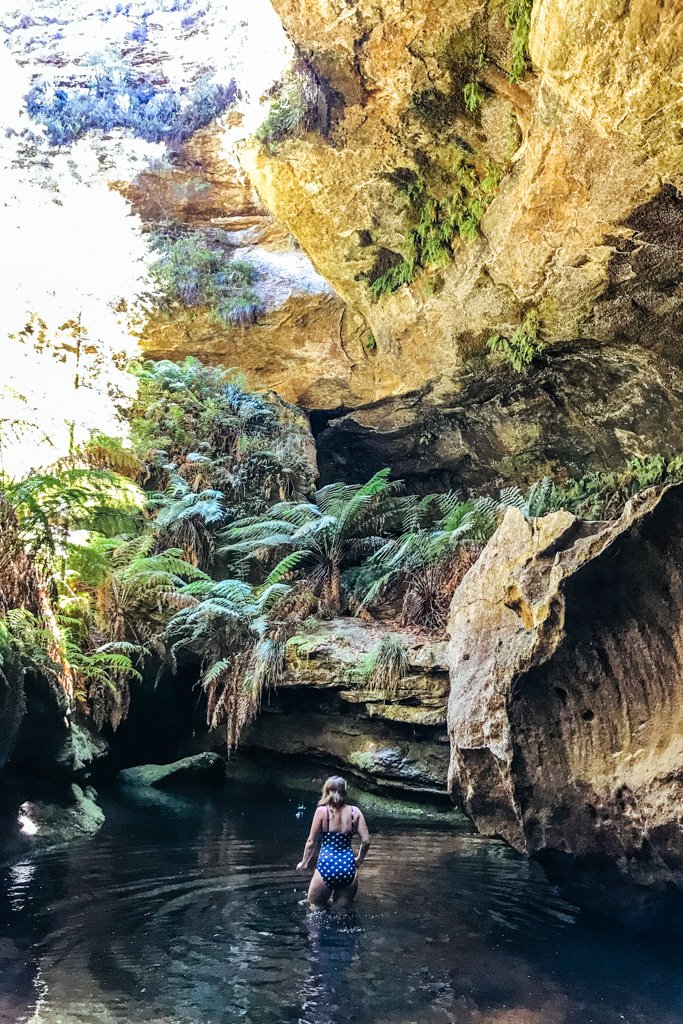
[317,806,357,890]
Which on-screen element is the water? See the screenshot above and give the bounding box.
[0,779,681,1024]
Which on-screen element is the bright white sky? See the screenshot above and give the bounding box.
[0,0,291,476]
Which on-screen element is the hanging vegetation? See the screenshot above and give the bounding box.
[3,349,682,757]
[369,162,503,298]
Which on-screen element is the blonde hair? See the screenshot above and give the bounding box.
[318,775,348,809]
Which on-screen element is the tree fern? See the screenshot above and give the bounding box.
[222,470,403,615]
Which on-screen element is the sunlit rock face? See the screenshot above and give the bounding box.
[125,125,371,408]
[2,0,352,467]
[240,0,683,487]
[447,485,683,927]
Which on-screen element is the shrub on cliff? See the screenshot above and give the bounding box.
[255,58,329,154]
[130,357,315,517]
[506,0,534,83]
[369,162,503,298]
[487,308,544,372]
[25,66,237,147]
[150,233,263,327]
[356,635,410,698]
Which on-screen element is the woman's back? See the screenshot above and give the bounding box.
[322,804,356,835]
[297,775,371,909]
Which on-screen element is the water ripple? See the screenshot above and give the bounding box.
[0,790,681,1024]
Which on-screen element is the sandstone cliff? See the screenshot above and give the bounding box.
[237,0,683,489]
[126,126,374,410]
[447,484,683,926]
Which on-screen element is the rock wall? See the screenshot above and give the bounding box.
[236,0,683,488]
[128,126,375,410]
[240,619,451,798]
[447,484,683,926]
[0,657,25,772]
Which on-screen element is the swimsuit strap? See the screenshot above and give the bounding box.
[324,805,330,833]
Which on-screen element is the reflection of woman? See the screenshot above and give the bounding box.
[297,776,370,908]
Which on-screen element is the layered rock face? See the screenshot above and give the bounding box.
[241,619,451,797]
[127,127,373,410]
[239,0,683,488]
[447,484,683,925]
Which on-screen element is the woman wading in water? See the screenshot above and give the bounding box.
[297,776,371,908]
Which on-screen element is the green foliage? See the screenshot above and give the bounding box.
[58,532,205,726]
[506,0,533,83]
[151,233,262,326]
[255,60,326,154]
[487,308,544,372]
[353,491,494,630]
[160,578,290,750]
[130,357,316,517]
[1,465,143,575]
[150,474,225,570]
[0,608,58,683]
[541,456,683,521]
[370,162,503,298]
[223,469,404,616]
[256,80,308,153]
[463,45,487,113]
[357,635,409,697]
[484,456,683,526]
[463,81,484,113]
[25,63,237,147]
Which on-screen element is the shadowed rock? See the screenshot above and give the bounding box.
[117,752,226,789]
[447,484,683,928]
[18,784,105,847]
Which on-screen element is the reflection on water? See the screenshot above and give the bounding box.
[0,780,681,1024]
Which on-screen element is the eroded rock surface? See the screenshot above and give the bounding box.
[236,0,683,487]
[128,128,375,409]
[317,341,683,491]
[447,484,683,926]
[242,619,451,797]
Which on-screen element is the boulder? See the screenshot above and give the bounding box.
[447,483,683,927]
[18,784,105,847]
[117,752,226,789]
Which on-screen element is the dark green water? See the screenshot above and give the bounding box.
[0,780,681,1024]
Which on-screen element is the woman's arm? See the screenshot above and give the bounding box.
[296,807,324,870]
[354,810,371,869]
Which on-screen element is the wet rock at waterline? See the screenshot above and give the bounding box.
[18,784,105,847]
[117,752,226,789]
[447,483,683,927]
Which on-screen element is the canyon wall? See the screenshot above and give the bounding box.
[128,127,374,411]
[447,484,683,926]
[234,0,683,489]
